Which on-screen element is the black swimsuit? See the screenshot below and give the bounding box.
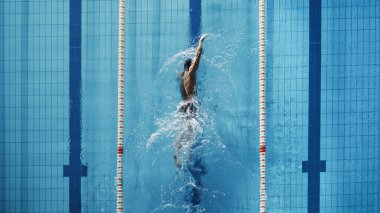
[179,102,197,114]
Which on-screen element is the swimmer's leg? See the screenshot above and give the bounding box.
[174,128,187,167]
[183,124,194,163]
[174,134,183,167]
[174,123,194,168]
[186,152,207,208]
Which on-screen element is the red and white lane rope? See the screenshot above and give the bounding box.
[259,0,267,212]
[116,0,125,212]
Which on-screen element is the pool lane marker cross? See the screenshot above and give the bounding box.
[302,0,326,213]
[63,0,88,212]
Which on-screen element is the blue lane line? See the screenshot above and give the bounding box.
[188,0,204,209]
[189,0,202,46]
[21,0,29,211]
[189,0,203,103]
[302,0,326,213]
[63,1,87,212]
[0,1,4,211]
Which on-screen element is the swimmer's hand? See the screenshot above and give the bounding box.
[200,34,207,42]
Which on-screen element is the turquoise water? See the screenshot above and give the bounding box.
[1,0,380,212]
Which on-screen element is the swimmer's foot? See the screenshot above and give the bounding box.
[174,155,182,168]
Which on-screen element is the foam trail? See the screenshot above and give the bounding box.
[160,47,196,74]
[147,31,245,212]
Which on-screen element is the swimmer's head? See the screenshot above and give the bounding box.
[184,58,192,71]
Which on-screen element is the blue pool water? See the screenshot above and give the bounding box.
[1,0,379,212]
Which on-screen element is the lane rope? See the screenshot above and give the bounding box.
[116,0,125,212]
[259,0,267,212]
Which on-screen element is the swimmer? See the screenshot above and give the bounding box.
[174,34,207,167]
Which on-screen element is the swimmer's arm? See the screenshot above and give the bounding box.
[189,34,206,75]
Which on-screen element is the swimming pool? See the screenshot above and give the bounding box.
[1,0,379,212]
